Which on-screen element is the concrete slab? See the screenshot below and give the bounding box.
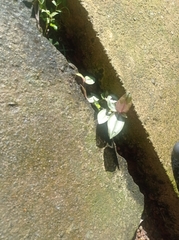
[61,0,179,238]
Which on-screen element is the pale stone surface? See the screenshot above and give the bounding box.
[0,1,143,239]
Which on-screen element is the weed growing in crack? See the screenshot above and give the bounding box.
[32,1,132,139]
[39,0,62,34]
[33,0,68,48]
[75,73,132,139]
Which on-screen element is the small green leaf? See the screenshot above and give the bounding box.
[53,41,59,46]
[101,91,109,99]
[50,11,60,17]
[93,101,101,110]
[52,0,57,6]
[107,113,125,139]
[84,75,96,85]
[97,109,111,124]
[87,94,99,103]
[50,23,58,30]
[41,9,50,15]
[46,17,50,24]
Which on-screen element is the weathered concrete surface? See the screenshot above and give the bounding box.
[61,0,179,238]
[0,1,143,239]
[80,0,179,179]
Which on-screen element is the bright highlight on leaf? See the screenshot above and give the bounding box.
[96,93,132,138]
[50,23,58,30]
[105,95,118,112]
[74,71,132,139]
[52,0,57,6]
[38,0,64,36]
[84,76,96,85]
[107,113,125,139]
[87,94,99,103]
[93,101,101,110]
[97,109,111,124]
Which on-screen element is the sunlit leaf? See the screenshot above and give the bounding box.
[52,0,57,6]
[50,23,58,30]
[46,17,50,24]
[41,9,50,15]
[107,113,125,139]
[97,109,111,124]
[50,11,60,17]
[115,92,132,113]
[105,95,118,112]
[87,94,99,103]
[84,76,96,85]
[106,94,118,101]
[93,101,101,110]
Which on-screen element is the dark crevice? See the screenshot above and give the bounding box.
[31,0,179,239]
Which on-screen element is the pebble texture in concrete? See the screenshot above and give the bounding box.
[0,1,143,239]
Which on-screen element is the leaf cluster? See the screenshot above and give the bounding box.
[75,73,132,139]
[36,0,66,37]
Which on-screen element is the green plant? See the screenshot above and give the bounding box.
[75,73,132,139]
[97,93,132,139]
[33,0,66,37]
